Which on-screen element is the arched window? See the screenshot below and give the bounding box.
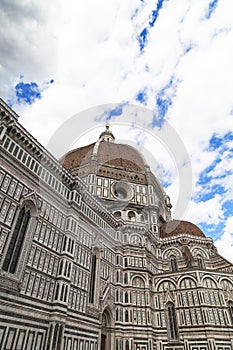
[128,211,136,221]
[102,313,108,327]
[197,255,204,268]
[101,309,112,350]
[132,276,145,288]
[3,206,31,273]
[228,301,233,324]
[203,277,217,289]
[166,302,179,340]
[170,256,178,272]
[125,291,128,303]
[114,211,121,219]
[51,323,59,349]
[59,260,63,275]
[89,254,97,303]
[125,340,130,350]
[55,284,60,300]
[56,324,64,350]
[60,284,65,301]
[220,279,233,291]
[124,273,128,284]
[125,310,129,322]
[158,280,176,292]
[116,270,120,283]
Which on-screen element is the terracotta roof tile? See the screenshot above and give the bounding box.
[60,140,146,172]
[160,220,205,238]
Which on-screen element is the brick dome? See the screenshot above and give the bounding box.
[60,141,146,172]
[160,220,205,238]
[59,125,164,189]
[60,143,95,169]
[60,125,145,173]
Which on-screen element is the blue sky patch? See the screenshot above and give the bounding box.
[206,0,218,19]
[105,103,127,122]
[196,132,233,202]
[199,221,224,240]
[136,89,148,105]
[222,200,233,217]
[152,78,177,127]
[208,132,233,151]
[193,131,233,242]
[197,158,221,185]
[137,0,165,52]
[152,110,165,129]
[149,0,165,27]
[15,81,41,104]
[138,28,149,52]
[156,91,172,118]
[13,78,55,105]
[195,183,225,203]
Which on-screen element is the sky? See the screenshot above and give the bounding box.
[0,0,233,261]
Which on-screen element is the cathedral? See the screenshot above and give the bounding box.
[0,97,233,350]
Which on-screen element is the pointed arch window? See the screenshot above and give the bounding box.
[166,301,179,340]
[2,206,31,273]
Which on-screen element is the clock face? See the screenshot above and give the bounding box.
[112,181,133,201]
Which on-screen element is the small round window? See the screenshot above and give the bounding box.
[112,181,133,201]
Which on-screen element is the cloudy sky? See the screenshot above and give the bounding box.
[1,0,233,261]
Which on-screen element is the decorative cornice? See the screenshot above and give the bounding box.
[0,98,20,120]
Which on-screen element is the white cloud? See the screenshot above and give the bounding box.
[215,216,233,263]
[1,0,233,261]
[185,194,224,226]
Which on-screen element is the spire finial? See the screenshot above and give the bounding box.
[98,123,115,142]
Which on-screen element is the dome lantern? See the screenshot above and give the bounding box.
[98,124,115,143]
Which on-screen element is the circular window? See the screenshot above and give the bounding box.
[112,181,133,201]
